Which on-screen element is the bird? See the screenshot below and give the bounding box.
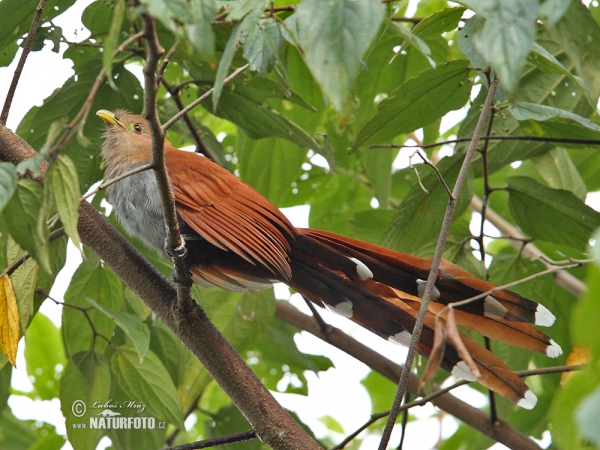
[97,109,562,409]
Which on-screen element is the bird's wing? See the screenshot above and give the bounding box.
[165,147,296,279]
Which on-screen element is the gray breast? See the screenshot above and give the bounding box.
[107,170,167,251]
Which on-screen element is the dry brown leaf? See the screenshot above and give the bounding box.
[444,307,481,379]
[419,318,446,390]
[0,274,20,367]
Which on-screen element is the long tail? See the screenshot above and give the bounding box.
[288,229,562,409]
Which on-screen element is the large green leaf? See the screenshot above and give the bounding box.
[506,176,600,250]
[112,345,184,429]
[461,0,538,93]
[6,238,36,339]
[237,134,306,206]
[364,147,397,208]
[24,312,65,400]
[62,255,123,356]
[3,180,50,273]
[549,1,600,104]
[532,148,586,200]
[352,60,472,150]
[383,154,474,255]
[86,298,150,361]
[45,155,81,252]
[202,83,321,152]
[412,7,467,41]
[0,163,17,214]
[60,351,111,450]
[292,0,385,113]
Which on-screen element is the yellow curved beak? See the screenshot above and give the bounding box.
[96,109,123,128]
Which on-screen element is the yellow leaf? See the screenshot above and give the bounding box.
[0,274,20,367]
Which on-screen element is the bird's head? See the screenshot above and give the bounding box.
[96,109,153,176]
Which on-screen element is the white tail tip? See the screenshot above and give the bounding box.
[535,303,556,327]
[517,390,537,409]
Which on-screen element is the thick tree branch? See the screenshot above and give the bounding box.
[275,301,543,450]
[0,125,321,449]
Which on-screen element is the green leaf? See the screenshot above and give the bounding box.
[549,1,600,104]
[6,237,36,343]
[45,155,82,252]
[461,0,539,93]
[511,102,600,133]
[388,20,435,68]
[576,385,600,447]
[188,0,218,64]
[0,163,17,214]
[352,60,472,150]
[528,43,597,110]
[292,0,386,113]
[102,0,125,89]
[3,180,51,273]
[60,351,111,450]
[242,18,282,75]
[237,134,306,205]
[412,7,467,41]
[112,345,184,429]
[364,147,397,208]
[252,319,333,395]
[204,85,321,151]
[347,209,395,245]
[196,286,275,352]
[24,312,66,400]
[318,415,344,434]
[532,148,586,200]
[383,154,474,255]
[213,25,241,112]
[85,298,150,360]
[539,0,572,26]
[204,404,264,449]
[62,257,122,356]
[361,370,398,413]
[506,176,600,250]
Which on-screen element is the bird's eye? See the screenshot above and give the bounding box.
[133,123,142,134]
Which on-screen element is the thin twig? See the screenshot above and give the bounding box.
[158,42,180,80]
[370,135,600,150]
[81,163,153,201]
[161,78,214,160]
[409,150,452,197]
[470,195,588,297]
[162,63,249,131]
[378,77,500,450]
[1,0,48,126]
[167,430,257,450]
[437,260,593,316]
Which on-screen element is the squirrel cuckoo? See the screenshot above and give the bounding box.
[97,109,562,409]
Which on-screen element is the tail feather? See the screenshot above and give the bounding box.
[289,229,560,408]
[300,229,554,326]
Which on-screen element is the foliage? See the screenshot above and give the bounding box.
[0,0,599,449]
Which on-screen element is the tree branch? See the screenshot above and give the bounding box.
[0,126,322,450]
[162,64,250,131]
[274,301,543,450]
[469,195,588,296]
[0,0,47,126]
